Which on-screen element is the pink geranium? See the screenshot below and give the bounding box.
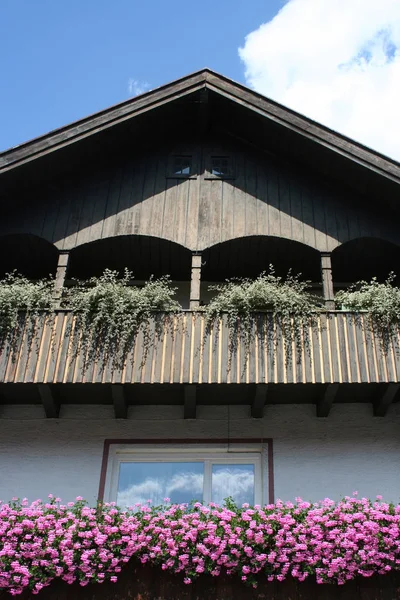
[0,495,399,595]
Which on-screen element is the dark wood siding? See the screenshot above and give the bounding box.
[0,560,399,600]
[1,138,399,253]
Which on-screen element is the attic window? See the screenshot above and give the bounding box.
[211,156,232,178]
[173,156,192,176]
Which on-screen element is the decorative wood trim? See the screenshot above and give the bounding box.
[112,385,128,419]
[374,383,400,417]
[251,384,268,418]
[38,384,60,418]
[183,385,197,419]
[97,437,275,504]
[317,383,339,417]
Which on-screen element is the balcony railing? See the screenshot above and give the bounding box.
[0,311,399,385]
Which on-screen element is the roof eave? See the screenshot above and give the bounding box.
[1,68,399,186]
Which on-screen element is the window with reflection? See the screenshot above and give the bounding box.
[117,462,204,506]
[211,156,232,177]
[173,155,192,176]
[105,445,264,508]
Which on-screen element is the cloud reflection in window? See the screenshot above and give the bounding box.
[211,464,255,506]
[117,462,204,508]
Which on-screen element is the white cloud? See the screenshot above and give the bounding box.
[239,0,400,160]
[116,467,255,508]
[127,78,150,97]
[117,471,203,508]
[211,468,254,506]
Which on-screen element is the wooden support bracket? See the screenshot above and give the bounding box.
[251,384,268,418]
[38,384,60,418]
[112,385,128,419]
[374,383,400,417]
[317,383,339,417]
[184,385,197,419]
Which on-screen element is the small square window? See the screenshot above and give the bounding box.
[211,156,231,177]
[173,155,192,176]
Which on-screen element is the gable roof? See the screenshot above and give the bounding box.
[1,69,399,202]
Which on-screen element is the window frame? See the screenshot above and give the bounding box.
[99,439,274,506]
[167,154,198,180]
[205,155,235,180]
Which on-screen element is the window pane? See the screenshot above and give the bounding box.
[211,157,230,176]
[211,464,255,506]
[173,156,191,175]
[117,461,204,507]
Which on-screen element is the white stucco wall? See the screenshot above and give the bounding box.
[0,402,399,505]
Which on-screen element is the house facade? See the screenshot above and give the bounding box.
[0,69,400,514]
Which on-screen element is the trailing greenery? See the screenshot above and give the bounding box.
[64,269,182,367]
[335,273,400,346]
[0,272,53,348]
[204,267,323,363]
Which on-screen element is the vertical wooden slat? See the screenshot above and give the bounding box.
[142,320,156,384]
[354,315,369,383]
[303,320,313,384]
[162,315,176,385]
[172,314,186,384]
[132,328,145,384]
[182,314,193,384]
[372,323,388,383]
[319,313,332,383]
[346,313,360,383]
[15,316,43,383]
[266,314,276,384]
[54,313,73,383]
[328,314,341,383]
[336,313,350,383]
[153,317,167,384]
[311,318,322,383]
[5,315,28,383]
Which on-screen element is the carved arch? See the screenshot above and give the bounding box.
[0,233,59,279]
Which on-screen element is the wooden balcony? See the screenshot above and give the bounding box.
[1,311,399,388]
[0,560,398,600]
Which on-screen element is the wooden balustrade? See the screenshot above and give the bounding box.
[0,312,399,386]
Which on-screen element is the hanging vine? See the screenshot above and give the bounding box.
[0,272,53,351]
[335,273,400,350]
[203,267,323,365]
[64,269,182,368]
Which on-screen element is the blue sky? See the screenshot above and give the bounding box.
[0,0,281,151]
[2,0,399,159]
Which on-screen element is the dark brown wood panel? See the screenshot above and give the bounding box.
[2,137,399,256]
[1,561,399,600]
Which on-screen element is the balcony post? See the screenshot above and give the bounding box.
[54,250,70,308]
[321,252,335,310]
[189,253,202,309]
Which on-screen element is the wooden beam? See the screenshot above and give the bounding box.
[251,384,268,418]
[54,250,70,308]
[321,253,335,310]
[189,253,202,309]
[317,383,339,417]
[38,384,60,418]
[374,383,400,417]
[112,385,128,419]
[184,385,197,419]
